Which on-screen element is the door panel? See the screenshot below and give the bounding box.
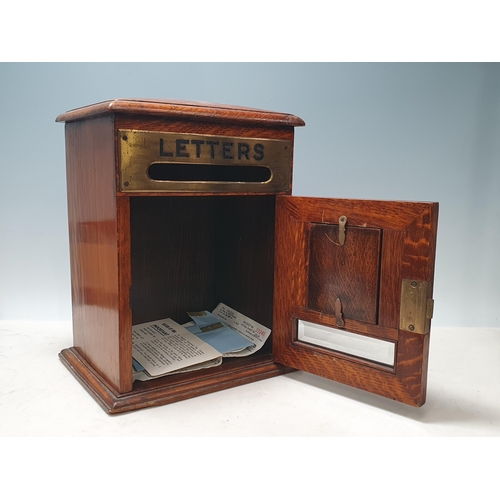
[308,224,381,324]
[273,196,438,406]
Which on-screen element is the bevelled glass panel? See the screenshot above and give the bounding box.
[297,319,395,366]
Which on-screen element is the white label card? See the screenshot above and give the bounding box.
[212,303,271,357]
[132,318,222,378]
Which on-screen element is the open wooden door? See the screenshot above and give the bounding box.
[273,196,438,406]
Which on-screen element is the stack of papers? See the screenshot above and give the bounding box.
[132,318,222,381]
[132,303,272,382]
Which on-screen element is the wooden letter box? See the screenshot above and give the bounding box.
[57,99,438,413]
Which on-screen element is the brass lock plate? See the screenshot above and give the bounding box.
[400,279,434,335]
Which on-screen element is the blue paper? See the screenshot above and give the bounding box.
[185,310,254,355]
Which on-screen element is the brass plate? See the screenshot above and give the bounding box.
[399,279,434,335]
[118,130,292,193]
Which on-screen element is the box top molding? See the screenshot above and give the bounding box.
[56,98,306,127]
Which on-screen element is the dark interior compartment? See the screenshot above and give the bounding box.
[129,195,276,358]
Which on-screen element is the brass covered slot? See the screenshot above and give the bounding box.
[148,163,272,183]
[119,129,292,193]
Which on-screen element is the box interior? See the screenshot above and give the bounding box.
[129,195,277,381]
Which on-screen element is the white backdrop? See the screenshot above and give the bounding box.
[1,62,499,326]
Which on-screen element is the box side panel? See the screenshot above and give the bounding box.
[65,115,131,392]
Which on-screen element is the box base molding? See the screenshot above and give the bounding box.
[59,347,293,414]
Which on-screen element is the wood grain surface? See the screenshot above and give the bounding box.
[308,224,381,324]
[58,100,301,412]
[59,347,293,414]
[64,115,132,393]
[58,99,437,412]
[56,98,305,127]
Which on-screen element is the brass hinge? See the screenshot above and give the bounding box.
[399,279,434,335]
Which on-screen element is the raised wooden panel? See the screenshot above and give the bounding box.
[308,224,381,324]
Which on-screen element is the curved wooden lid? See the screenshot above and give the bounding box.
[56,98,305,127]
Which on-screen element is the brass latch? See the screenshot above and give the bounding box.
[338,216,347,246]
[399,279,434,335]
[335,297,345,327]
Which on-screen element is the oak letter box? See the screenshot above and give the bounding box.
[57,99,438,413]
